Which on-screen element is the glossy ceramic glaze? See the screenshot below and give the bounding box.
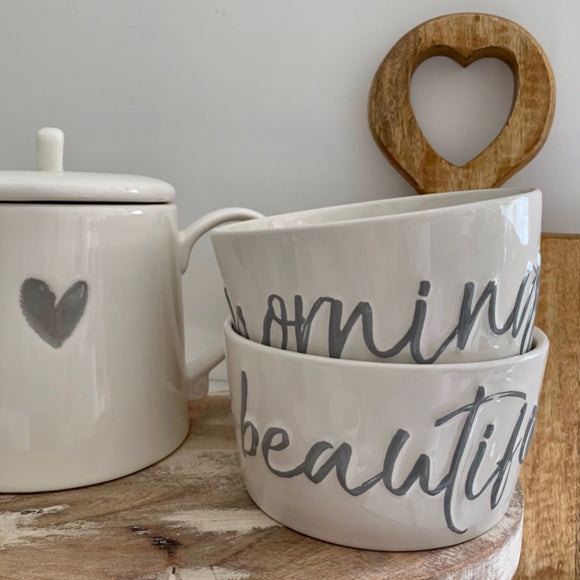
[0,129,262,492]
[225,321,549,551]
[213,187,542,364]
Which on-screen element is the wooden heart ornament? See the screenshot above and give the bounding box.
[368,13,556,193]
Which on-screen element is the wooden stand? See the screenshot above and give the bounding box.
[516,234,580,578]
[0,395,523,579]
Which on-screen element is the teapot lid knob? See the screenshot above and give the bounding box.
[36,127,64,172]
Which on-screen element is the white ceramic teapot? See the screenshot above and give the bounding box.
[0,128,261,492]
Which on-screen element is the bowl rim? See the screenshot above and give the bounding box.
[224,318,549,371]
[212,187,539,237]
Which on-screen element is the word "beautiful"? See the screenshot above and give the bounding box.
[238,371,537,534]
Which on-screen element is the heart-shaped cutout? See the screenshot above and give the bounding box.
[368,13,556,193]
[20,278,88,349]
[411,56,514,167]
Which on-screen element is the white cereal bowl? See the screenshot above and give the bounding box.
[224,320,549,551]
[213,187,542,364]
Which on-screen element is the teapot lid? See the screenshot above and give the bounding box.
[0,128,175,203]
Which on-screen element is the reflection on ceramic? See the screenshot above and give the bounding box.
[0,128,262,492]
[225,320,549,551]
[212,187,542,364]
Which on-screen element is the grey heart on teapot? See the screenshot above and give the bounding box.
[20,278,89,349]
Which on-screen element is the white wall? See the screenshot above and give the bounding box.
[0,1,576,379]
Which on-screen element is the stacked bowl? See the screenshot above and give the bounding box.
[211,187,549,551]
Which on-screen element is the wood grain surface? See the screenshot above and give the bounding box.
[0,398,523,579]
[514,234,580,579]
[368,13,556,194]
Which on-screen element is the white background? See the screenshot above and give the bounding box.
[0,1,576,380]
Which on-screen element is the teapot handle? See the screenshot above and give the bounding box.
[177,207,263,400]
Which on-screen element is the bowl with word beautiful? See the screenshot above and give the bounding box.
[224,319,549,550]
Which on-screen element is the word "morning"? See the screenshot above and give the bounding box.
[227,266,539,363]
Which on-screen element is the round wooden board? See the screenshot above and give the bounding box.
[0,395,523,579]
